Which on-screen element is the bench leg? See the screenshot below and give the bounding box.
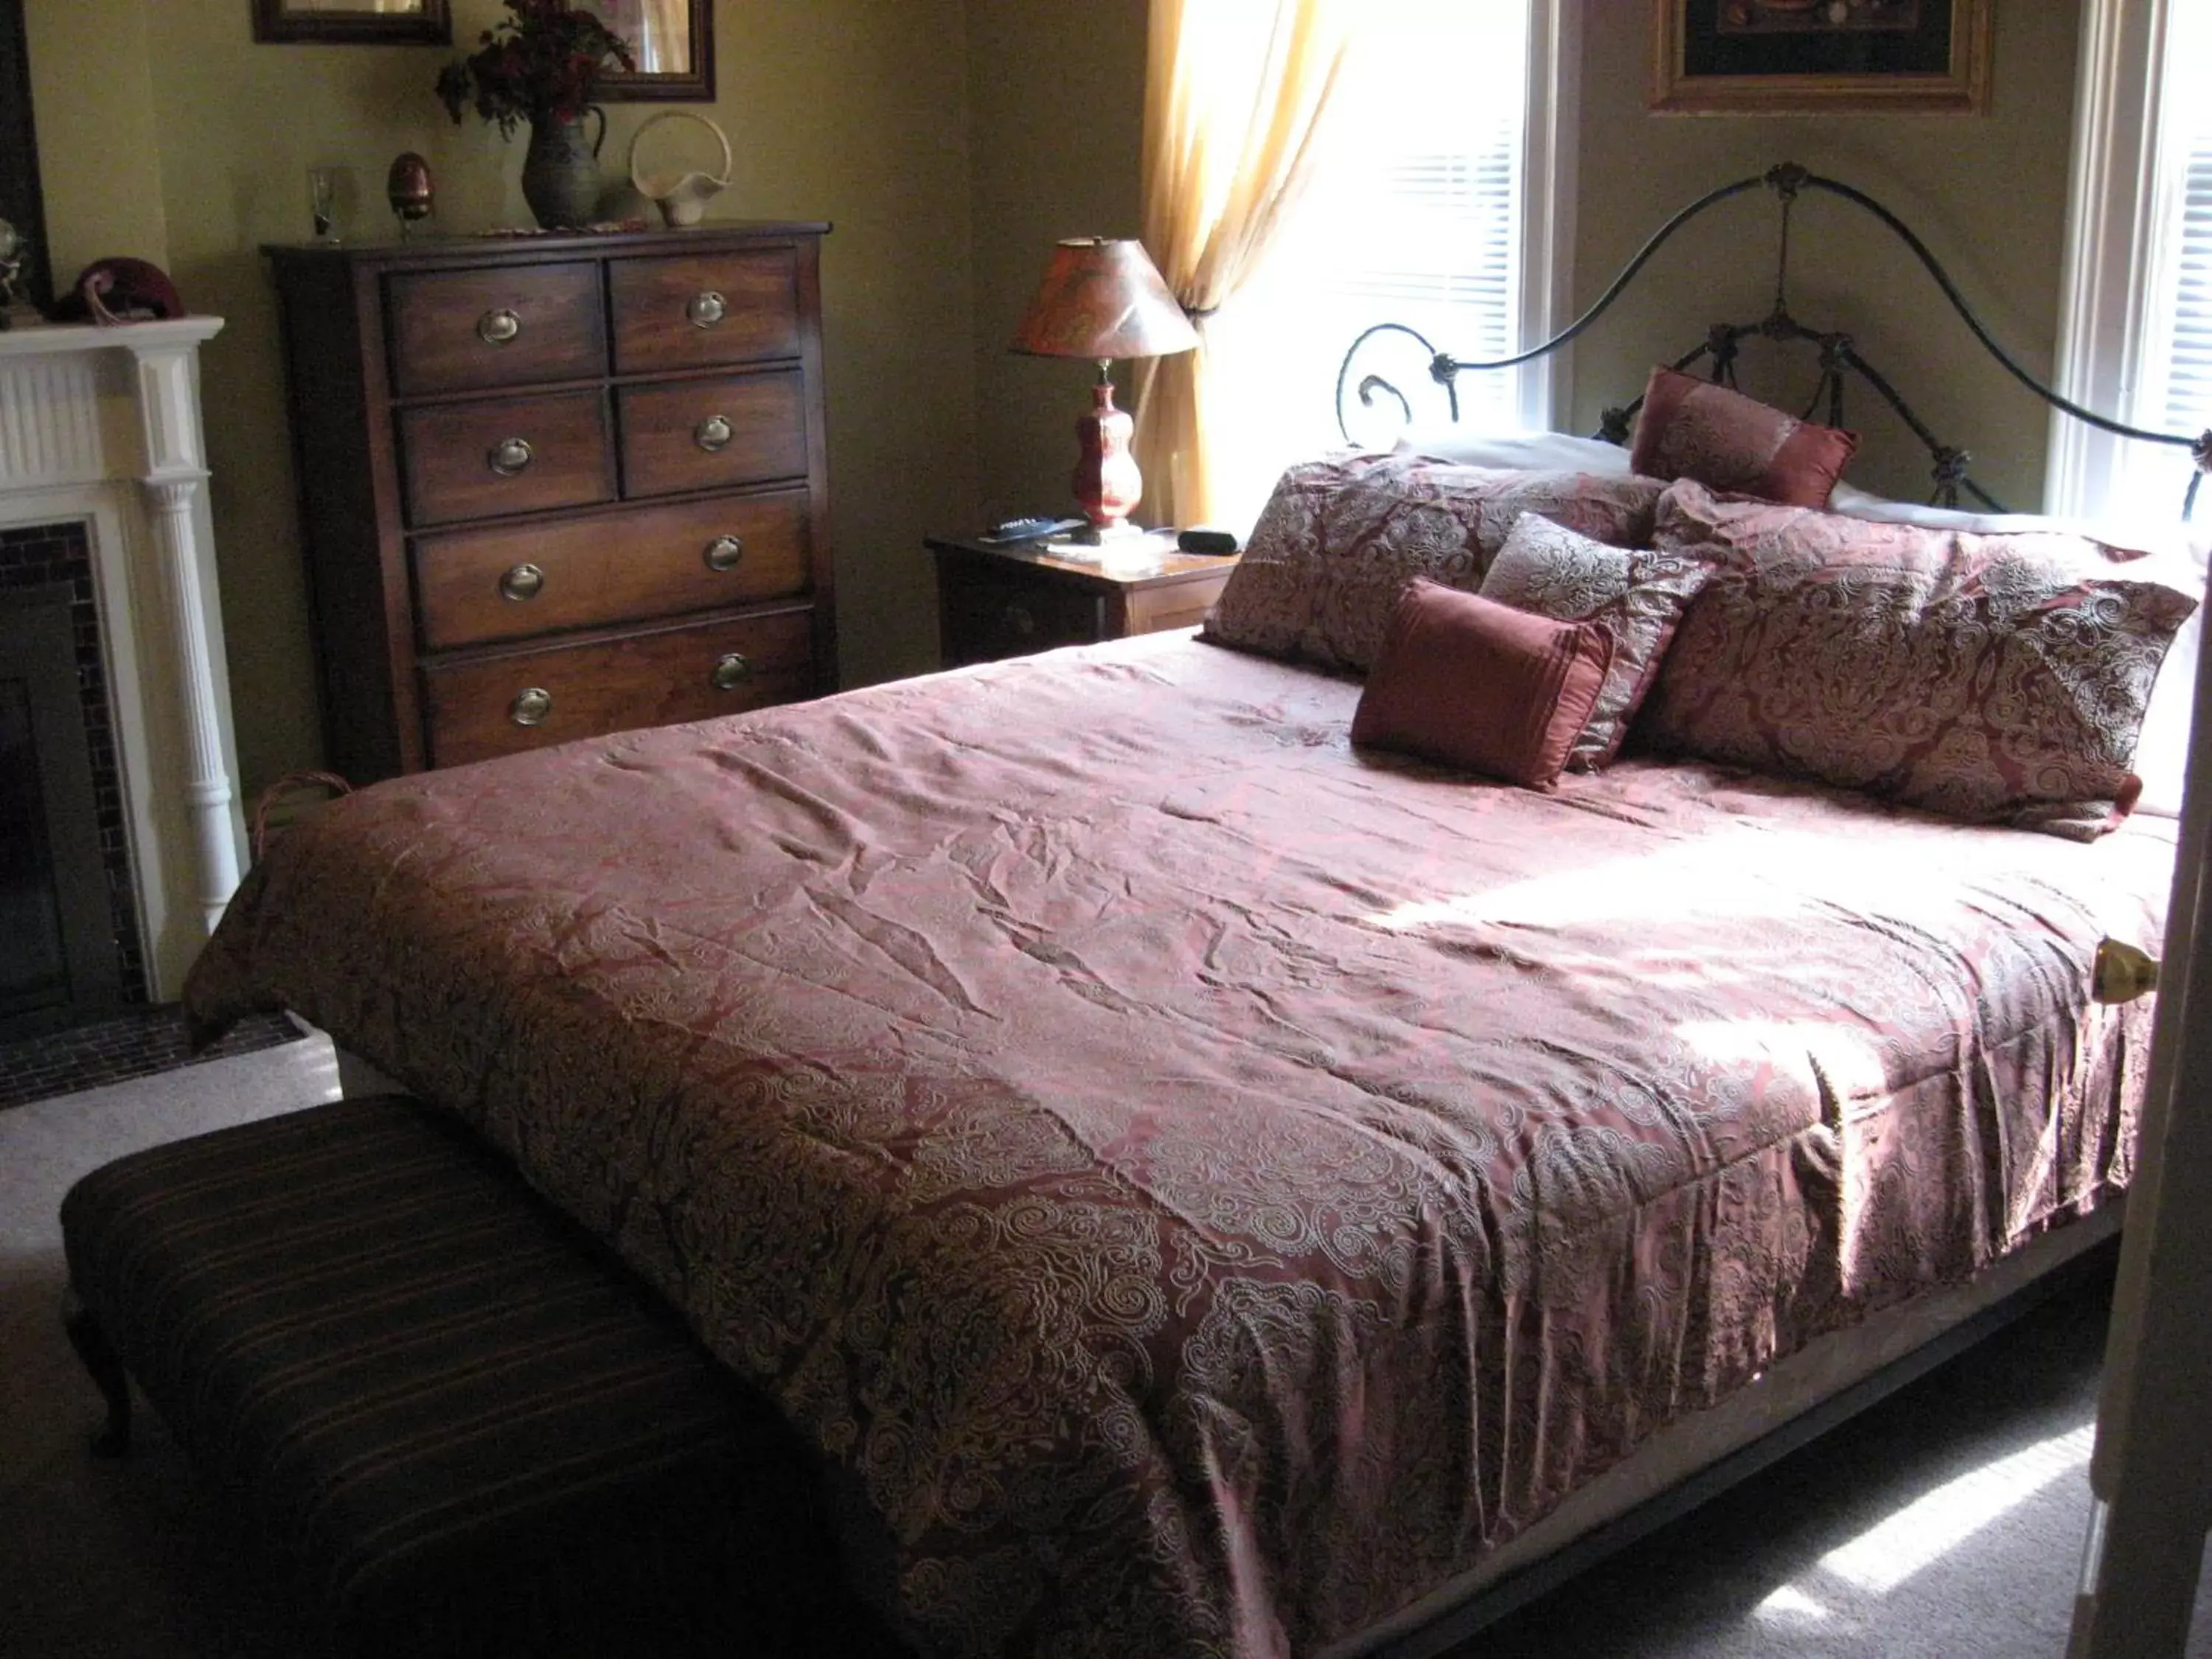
[61,1291,132,1458]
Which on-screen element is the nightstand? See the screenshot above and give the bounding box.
[925,532,1239,668]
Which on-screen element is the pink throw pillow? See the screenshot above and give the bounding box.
[1352,579,1615,789]
[1205,455,1663,670]
[1638,481,2201,840]
[1630,366,1859,509]
[1478,512,1713,769]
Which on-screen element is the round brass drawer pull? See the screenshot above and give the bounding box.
[487,437,535,477]
[687,291,727,328]
[498,562,545,602]
[695,415,734,453]
[703,535,745,571]
[710,652,754,692]
[477,307,522,346]
[509,686,553,727]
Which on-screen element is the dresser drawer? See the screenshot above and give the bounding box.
[618,371,808,498]
[387,262,605,396]
[422,608,815,768]
[400,390,616,526]
[609,248,801,375]
[414,490,814,650]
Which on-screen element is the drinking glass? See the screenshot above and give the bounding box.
[307,167,338,243]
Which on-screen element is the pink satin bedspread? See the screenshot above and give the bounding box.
[186,632,2174,1658]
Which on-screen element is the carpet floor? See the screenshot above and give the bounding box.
[1,1043,2207,1658]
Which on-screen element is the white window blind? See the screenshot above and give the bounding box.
[2149,132,2212,439]
[1193,0,1550,530]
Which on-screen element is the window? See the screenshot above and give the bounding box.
[2138,13,2212,465]
[2048,0,2212,521]
[1191,0,1577,529]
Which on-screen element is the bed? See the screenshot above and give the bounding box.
[184,614,2179,1655]
[181,165,2212,1659]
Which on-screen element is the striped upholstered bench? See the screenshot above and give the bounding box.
[59,1094,903,1659]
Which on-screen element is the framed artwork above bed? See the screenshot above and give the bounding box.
[1652,0,1992,115]
[251,0,451,46]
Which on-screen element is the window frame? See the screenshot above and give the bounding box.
[2048,0,2187,518]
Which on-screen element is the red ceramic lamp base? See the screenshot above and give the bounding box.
[1072,375,1143,534]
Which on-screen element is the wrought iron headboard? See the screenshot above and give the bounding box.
[1335,161,2212,519]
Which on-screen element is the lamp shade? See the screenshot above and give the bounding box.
[1010,238,1199,362]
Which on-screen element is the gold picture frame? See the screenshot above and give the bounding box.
[251,0,451,46]
[594,0,714,102]
[1652,0,1991,115]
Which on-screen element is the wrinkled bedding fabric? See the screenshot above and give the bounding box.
[186,632,2173,1658]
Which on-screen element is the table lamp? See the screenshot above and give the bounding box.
[1011,237,1199,537]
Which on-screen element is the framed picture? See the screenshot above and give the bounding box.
[594,0,714,102]
[1652,1,1992,114]
[251,0,451,46]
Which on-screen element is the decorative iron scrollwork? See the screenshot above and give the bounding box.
[1335,162,2208,517]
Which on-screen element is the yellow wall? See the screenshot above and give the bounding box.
[19,3,2093,796]
[960,7,2089,520]
[24,0,977,799]
[1571,1,2084,511]
[963,0,1147,530]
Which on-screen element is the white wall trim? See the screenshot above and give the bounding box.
[2048,0,2171,518]
[1519,0,1582,432]
[0,319,243,1000]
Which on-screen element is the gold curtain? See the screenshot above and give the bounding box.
[1133,0,1352,529]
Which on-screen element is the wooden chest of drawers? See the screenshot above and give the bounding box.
[267,226,835,781]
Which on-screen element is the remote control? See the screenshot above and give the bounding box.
[980,516,1088,543]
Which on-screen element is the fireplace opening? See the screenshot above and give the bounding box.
[0,524,147,1039]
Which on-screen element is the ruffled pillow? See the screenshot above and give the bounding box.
[1478,512,1713,768]
[1351,579,1615,789]
[1638,481,2200,839]
[1629,366,1859,509]
[1203,454,1663,671]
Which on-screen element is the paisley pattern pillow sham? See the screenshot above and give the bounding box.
[1638,481,2201,840]
[1478,511,1714,769]
[1203,455,1664,671]
[1630,366,1859,509]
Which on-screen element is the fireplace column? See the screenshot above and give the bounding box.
[131,341,238,934]
[0,317,243,999]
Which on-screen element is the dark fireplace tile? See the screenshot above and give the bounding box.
[0,1006,305,1111]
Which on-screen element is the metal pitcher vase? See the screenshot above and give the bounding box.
[521,106,606,230]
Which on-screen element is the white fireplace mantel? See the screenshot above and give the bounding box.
[0,318,245,1001]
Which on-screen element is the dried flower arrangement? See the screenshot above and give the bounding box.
[434,0,636,137]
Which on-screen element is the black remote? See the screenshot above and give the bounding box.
[1177,527,1240,555]
[981,516,1087,543]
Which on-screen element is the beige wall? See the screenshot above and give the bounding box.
[18,2,2090,796]
[24,0,977,799]
[961,4,2087,518]
[1571,2,2084,510]
[963,0,1147,529]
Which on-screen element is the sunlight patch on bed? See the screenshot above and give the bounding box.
[1813,1422,2094,1597]
[1363,830,1966,936]
[1671,1018,1889,1102]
